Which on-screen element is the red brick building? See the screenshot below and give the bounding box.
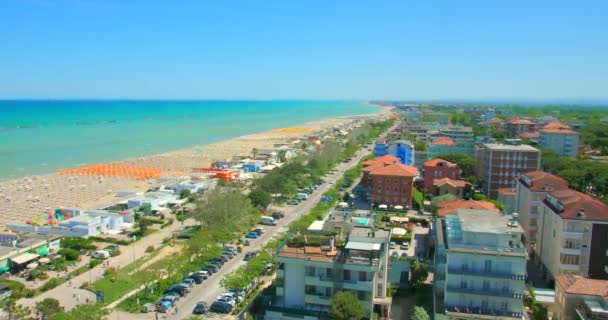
[476,143,541,198]
[362,155,400,186]
[369,163,417,208]
[423,158,460,192]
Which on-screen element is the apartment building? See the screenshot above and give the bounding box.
[538,189,608,281]
[268,227,391,319]
[476,143,541,198]
[430,125,475,157]
[539,122,580,158]
[423,158,460,192]
[374,139,415,166]
[435,209,527,320]
[515,171,569,256]
[505,118,535,136]
[553,274,608,320]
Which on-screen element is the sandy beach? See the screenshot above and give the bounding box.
[0,107,393,229]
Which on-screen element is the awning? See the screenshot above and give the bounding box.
[392,228,407,236]
[345,242,381,251]
[10,253,39,265]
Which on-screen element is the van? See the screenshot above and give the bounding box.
[91,250,110,260]
[260,216,277,226]
[294,193,308,200]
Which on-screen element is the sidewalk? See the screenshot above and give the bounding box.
[18,219,196,311]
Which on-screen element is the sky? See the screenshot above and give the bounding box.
[0,0,607,100]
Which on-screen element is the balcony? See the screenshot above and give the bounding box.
[446,305,523,319]
[447,267,526,280]
[560,263,580,272]
[305,275,373,291]
[576,305,590,320]
[446,285,524,299]
[561,247,582,255]
[563,231,584,240]
[305,294,332,305]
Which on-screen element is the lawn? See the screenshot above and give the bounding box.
[91,249,161,304]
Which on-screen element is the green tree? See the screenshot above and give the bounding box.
[329,291,366,320]
[179,188,191,199]
[410,259,429,288]
[220,267,252,303]
[249,188,272,210]
[3,301,33,320]
[35,298,64,320]
[436,154,477,178]
[138,218,152,236]
[410,306,430,320]
[53,304,109,320]
[251,147,258,159]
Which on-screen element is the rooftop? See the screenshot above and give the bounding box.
[482,143,539,152]
[433,177,469,188]
[424,158,457,168]
[439,125,473,132]
[431,137,455,146]
[436,199,500,217]
[457,209,523,234]
[543,189,608,221]
[519,171,569,192]
[556,274,608,300]
[518,131,540,139]
[369,163,417,177]
[362,155,400,167]
[507,117,535,125]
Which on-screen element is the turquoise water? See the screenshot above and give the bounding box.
[0,100,378,180]
[357,219,369,224]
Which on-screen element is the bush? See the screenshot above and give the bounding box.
[40,278,61,292]
[89,259,101,268]
[145,246,154,253]
[58,248,80,261]
[61,237,97,251]
[24,289,36,298]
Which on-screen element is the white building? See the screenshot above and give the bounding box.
[437,209,527,320]
[538,189,608,281]
[127,191,180,212]
[267,227,392,319]
[515,171,569,257]
[7,209,134,237]
[539,123,579,158]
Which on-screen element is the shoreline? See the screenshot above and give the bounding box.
[0,105,394,228]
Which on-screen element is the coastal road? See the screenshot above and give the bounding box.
[110,126,394,320]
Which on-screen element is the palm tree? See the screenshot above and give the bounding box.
[252,148,258,159]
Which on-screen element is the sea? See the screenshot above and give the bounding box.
[0,100,379,180]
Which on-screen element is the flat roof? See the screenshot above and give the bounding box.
[345,241,381,251]
[483,143,539,152]
[457,209,523,234]
[307,221,325,231]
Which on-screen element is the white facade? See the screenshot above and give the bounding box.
[440,210,527,320]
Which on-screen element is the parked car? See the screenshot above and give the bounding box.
[204,265,219,273]
[186,274,204,284]
[287,200,299,205]
[253,227,265,235]
[181,278,195,288]
[272,211,285,219]
[391,251,398,258]
[104,244,120,256]
[165,285,188,297]
[91,250,110,260]
[195,270,209,279]
[225,290,245,301]
[175,283,191,293]
[159,295,178,305]
[210,256,226,264]
[216,296,236,308]
[210,300,232,313]
[389,242,397,249]
[163,291,181,301]
[224,246,239,254]
[244,251,256,261]
[401,252,408,258]
[246,231,259,239]
[222,250,236,258]
[192,301,209,315]
[401,243,409,250]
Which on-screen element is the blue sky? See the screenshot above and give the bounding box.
[0,0,607,100]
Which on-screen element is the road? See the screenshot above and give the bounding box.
[108,127,394,320]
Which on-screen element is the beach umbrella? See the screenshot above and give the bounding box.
[378,204,388,209]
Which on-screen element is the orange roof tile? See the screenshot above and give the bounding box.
[433,177,469,188]
[432,137,455,146]
[518,131,540,139]
[424,158,457,168]
[520,171,569,192]
[541,127,578,134]
[370,163,417,177]
[555,274,608,300]
[436,199,500,217]
[543,189,608,221]
[507,117,535,125]
[362,155,400,167]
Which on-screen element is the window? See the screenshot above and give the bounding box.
[343,270,351,281]
[305,266,315,277]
